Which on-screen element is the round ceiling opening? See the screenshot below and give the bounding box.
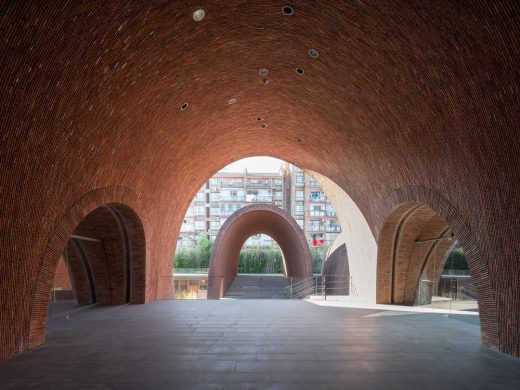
[282,5,294,15]
[193,9,205,21]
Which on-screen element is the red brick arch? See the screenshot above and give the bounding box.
[27,187,146,350]
[207,204,313,299]
[376,186,500,354]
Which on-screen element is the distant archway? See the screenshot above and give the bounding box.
[27,188,146,350]
[208,204,312,298]
[376,186,498,353]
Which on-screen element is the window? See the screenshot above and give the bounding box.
[310,219,324,231]
[274,179,282,185]
[310,180,317,187]
[194,206,205,216]
[310,191,325,201]
[296,190,304,200]
[195,221,205,229]
[296,175,304,184]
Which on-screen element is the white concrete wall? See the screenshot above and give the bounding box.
[308,171,378,303]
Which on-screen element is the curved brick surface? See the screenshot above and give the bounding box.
[322,243,350,296]
[207,205,313,299]
[322,244,349,278]
[0,1,519,357]
[27,190,146,351]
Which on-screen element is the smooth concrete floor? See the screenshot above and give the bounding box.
[1,300,519,389]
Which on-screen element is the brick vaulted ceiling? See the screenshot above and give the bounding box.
[0,1,519,357]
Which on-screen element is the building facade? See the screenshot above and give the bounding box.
[288,166,341,247]
[178,165,341,249]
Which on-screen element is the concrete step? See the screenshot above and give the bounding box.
[225,275,290,299]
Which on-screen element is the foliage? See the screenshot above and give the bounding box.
[310,245,329,274]
[444,245,468,271]
[174,239,329,274]
[238,249,284,273]
[174,236,213,269]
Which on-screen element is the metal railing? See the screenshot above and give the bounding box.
[285,275,350,300]
[173,268,209,274]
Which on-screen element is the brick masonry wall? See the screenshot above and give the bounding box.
[322,244,350,296]
[0,1,519,357]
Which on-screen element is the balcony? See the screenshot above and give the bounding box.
[219,196,245,202]
[245,195,273,202]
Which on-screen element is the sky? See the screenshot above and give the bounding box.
[219,156,284,173]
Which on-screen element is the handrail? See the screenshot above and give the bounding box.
[284,274,351,300]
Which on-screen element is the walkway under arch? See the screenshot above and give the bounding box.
[27,188,146,351]
[207,204,312,299]
[376,186,500,354]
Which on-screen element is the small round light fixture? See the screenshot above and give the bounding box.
[259,68,269,76]
[262,124,268,128]
[256,116,262,121]
[308,48,319,58]
[193,9,205,21]
[282,5,294,15]
[296,67,304,75]
[228,98,237,105]
[180,102,189,111]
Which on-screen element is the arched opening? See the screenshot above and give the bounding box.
[50,204,145,308]
[207,204,312,299]
[170,156,352,299]
[28,197,146,350]
[223,233,289,299]
[237,233,285,275]
[414,240,477,311]
[377,202,478,311]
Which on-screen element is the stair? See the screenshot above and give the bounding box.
[224,275,290,299]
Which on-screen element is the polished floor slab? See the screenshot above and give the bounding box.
[1,300,519,389]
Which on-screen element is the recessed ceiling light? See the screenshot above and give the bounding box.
[193,9,205,21]
[308,48,319,58]
[282,5,294,15]
[262,124,268,128]
[259,68,269,76]
[180,102,189,111]
[256,116,262,121]
[228,98,237,105]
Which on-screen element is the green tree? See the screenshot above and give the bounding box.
[173,236,213,270]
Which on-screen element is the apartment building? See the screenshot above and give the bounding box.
[288,166,341,247]
[178,165,340,249]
